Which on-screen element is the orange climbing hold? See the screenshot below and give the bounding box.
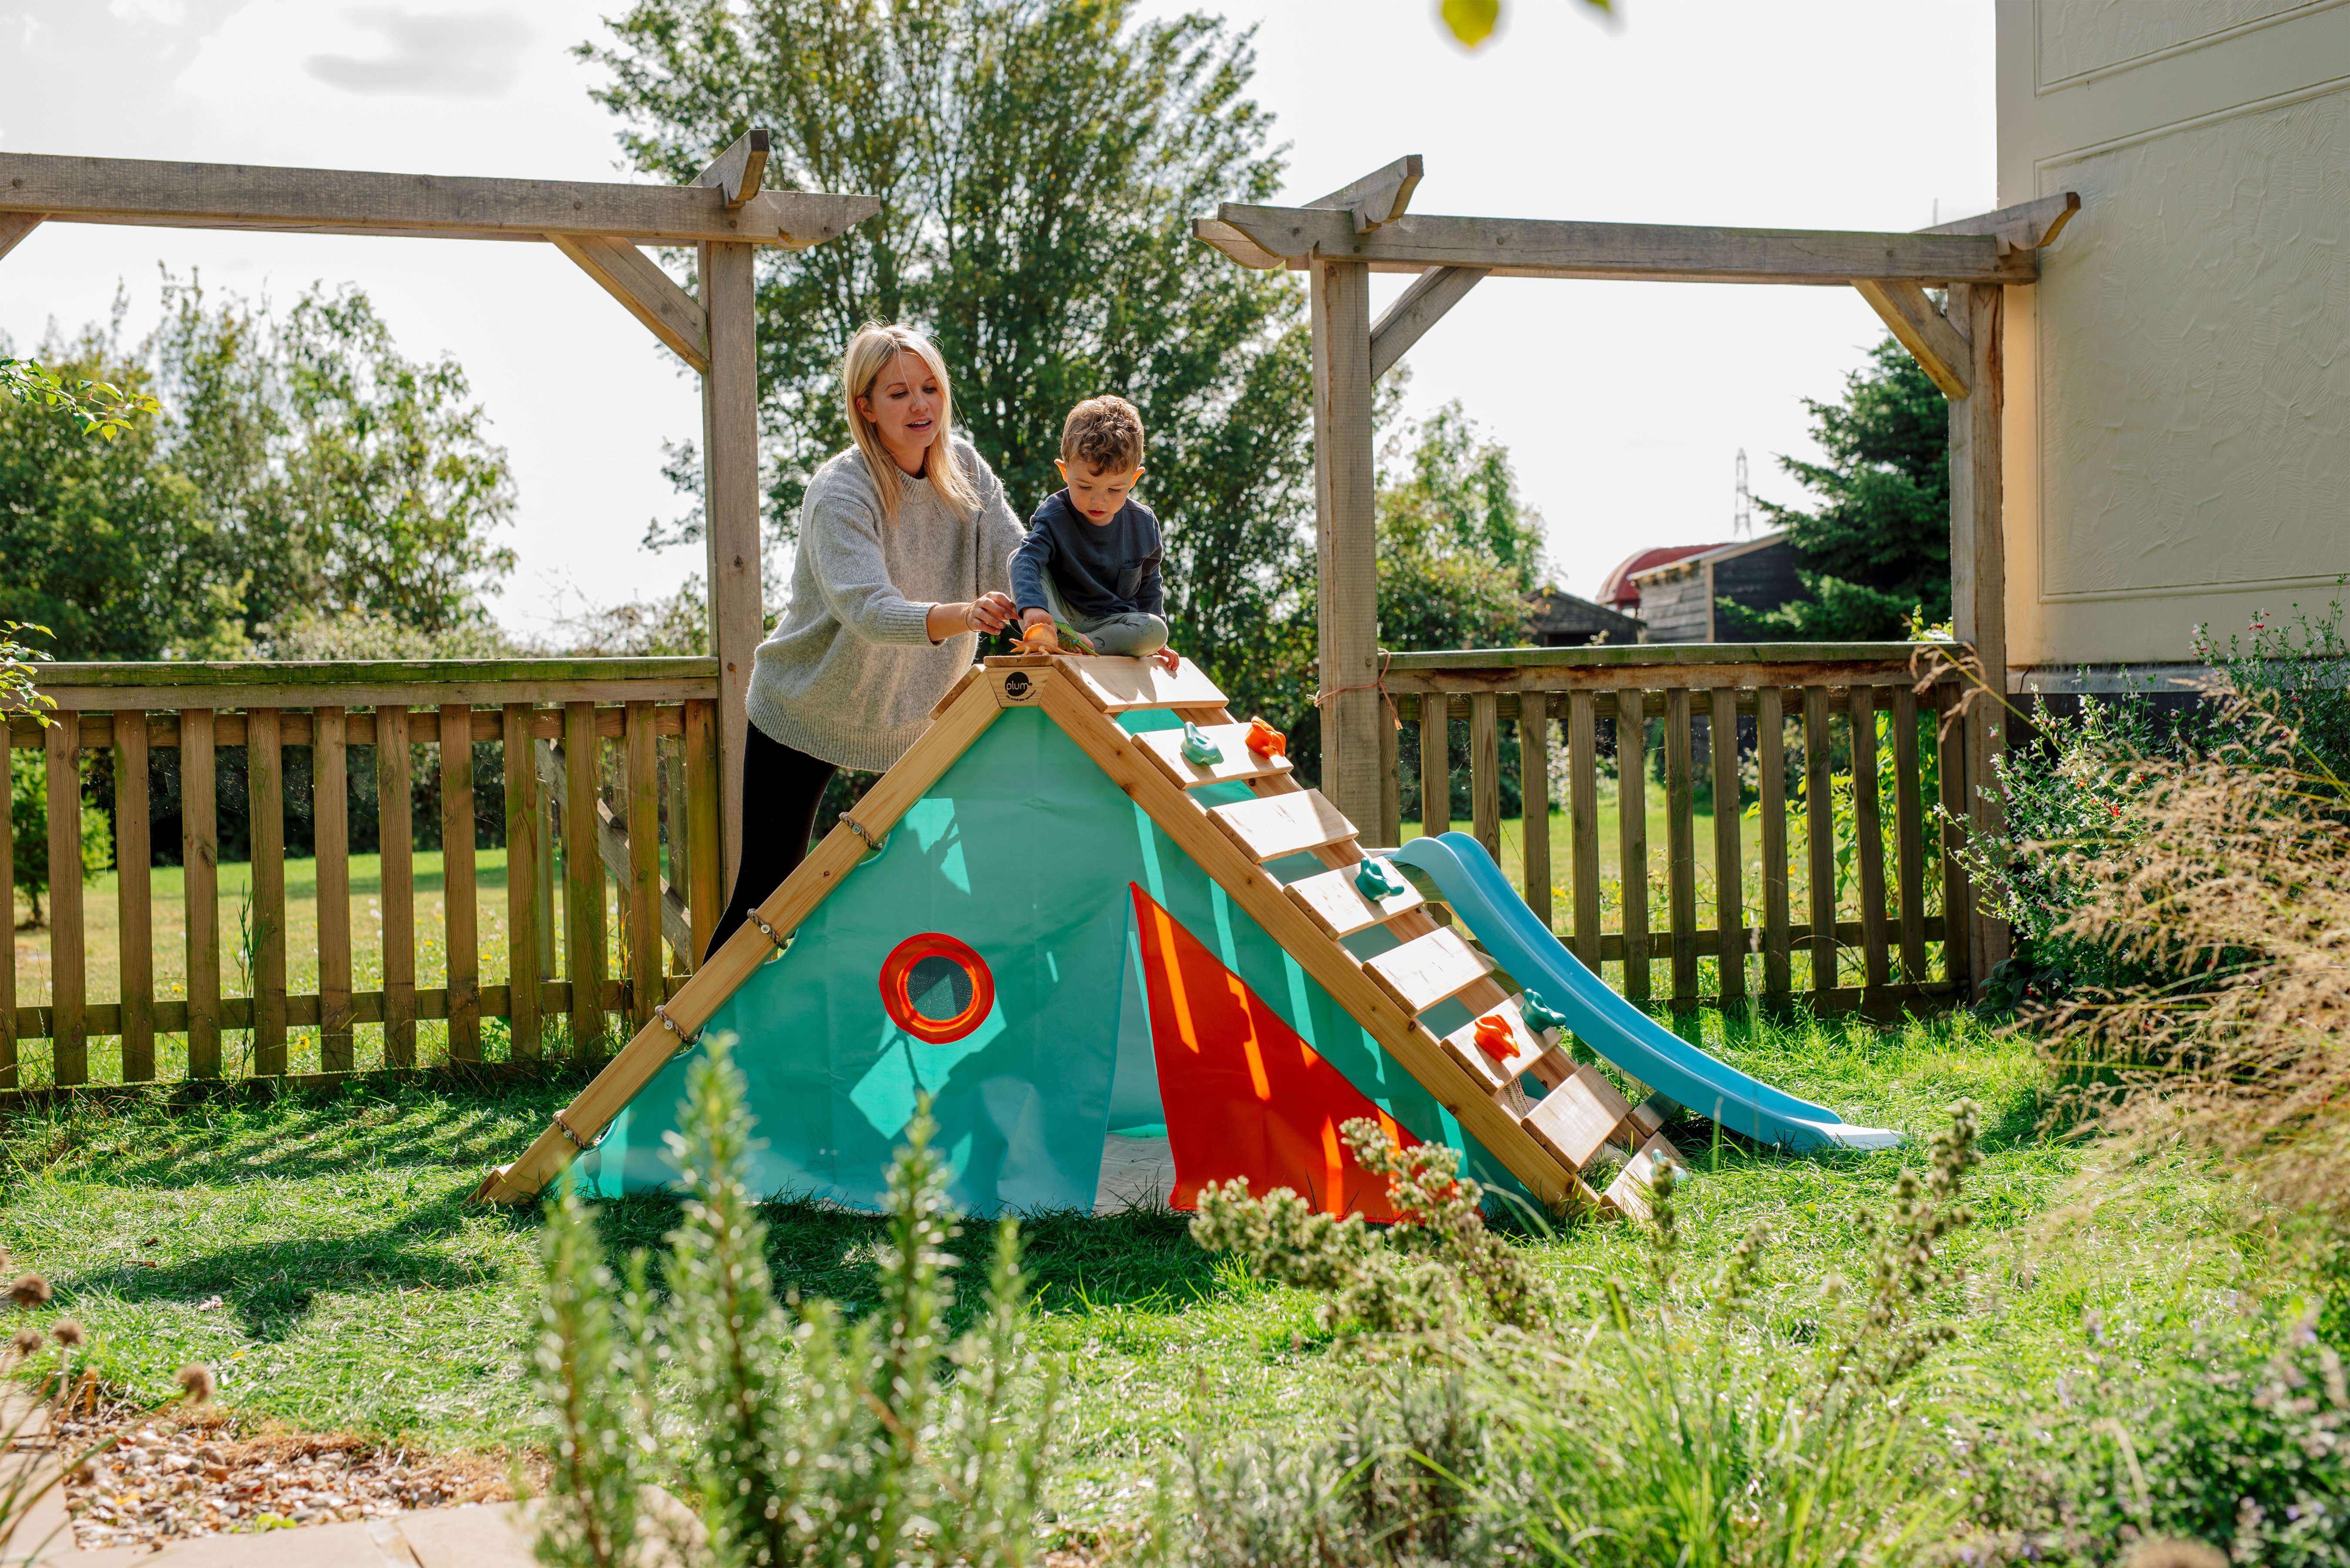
[1473,1014,1517,1065]
[1244,717,1287,759]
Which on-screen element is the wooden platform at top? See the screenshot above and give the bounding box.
[983,653,1227,713]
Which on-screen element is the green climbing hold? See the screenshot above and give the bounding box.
[1180,720,1224,767]
[1354,857,1407,900]
[1519,990,1571,1034]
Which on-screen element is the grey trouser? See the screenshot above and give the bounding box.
[1041,574,1168,657]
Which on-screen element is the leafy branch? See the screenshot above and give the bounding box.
[0,357,160,442]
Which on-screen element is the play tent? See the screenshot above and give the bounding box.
[478,655,1679,1219]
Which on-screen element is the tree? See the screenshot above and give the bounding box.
[581,0,1313,706]
[0,326,244,661]
[1725,335,1950,642]
[1376,401,1545,653]
[1,278,520,660]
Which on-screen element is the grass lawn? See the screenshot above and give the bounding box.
[0,1004,2295,1530]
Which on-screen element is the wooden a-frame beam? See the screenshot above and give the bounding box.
[694,129,770,214]
[0,213,41,261]
[1853,279,1970,399]
[1370,264,1488,380]
[1308,154,1424,235]
[1925,191,2080,255]
[551,233,709,373]
[1214,204,2035,285]
[0,152,877,248]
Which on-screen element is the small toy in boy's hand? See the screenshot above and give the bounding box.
[1519,990,1571,1035]
[1179,721,1224,767]
[1353,857,1407,901]
[1243,717,1286,759]
[1472,1013,1518,1065]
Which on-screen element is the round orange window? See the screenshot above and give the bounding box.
[878,933,995,1044]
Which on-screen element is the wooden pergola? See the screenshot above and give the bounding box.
[0,136,877,885]
[1196,158,2080,980]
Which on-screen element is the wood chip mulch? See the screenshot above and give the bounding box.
[51,1406,530,1554]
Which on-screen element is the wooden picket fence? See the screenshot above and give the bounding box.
[3,643,1974,1090]
[4,659,722,1089]
[1378,643,1972,1016]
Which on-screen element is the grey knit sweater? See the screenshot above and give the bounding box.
[747,438,1024,773]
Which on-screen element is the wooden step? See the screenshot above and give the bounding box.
[1210,789,1356,863]
[1602,1132,1681,1223]
[1363,927,1491,1015]
[1052,654,1229,713]
[1522,1065,1635,1172]
[1135,722,1293,790]
[1284,858,1423,939]
[1437,996,1548,1090]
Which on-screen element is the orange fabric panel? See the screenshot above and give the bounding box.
[1128,884,1412,1219]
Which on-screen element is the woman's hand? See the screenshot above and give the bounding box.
[925,593,1017,643]
[973,592,1016,632]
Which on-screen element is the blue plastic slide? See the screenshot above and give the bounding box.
[1392,833,1901,1153]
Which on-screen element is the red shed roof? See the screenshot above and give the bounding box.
[1597,544,1732,609]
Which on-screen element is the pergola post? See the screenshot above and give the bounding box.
[1946,282,2011,987]
[699,240,763,891]
[1309,256,1383,834]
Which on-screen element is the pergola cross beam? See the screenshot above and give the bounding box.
[0,151,871,248]
[1202,159,2083,996]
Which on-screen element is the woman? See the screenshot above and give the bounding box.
[706,322,1021,956]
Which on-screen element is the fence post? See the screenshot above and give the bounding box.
[1615,690,1650,1003]
[182,708,221,1078]
[379,707,416,1069]
[116,710,154,1081]
[248,707,287,1077]
[1709,687,1745,1005]
[1520,692,1551,928]
[505,704,543,1061]
[316,705,353,1073]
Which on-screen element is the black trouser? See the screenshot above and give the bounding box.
[705,724,837,963]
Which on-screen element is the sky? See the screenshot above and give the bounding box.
[0,0,1996,634]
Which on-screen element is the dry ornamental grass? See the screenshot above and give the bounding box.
[2027,706,2350,1223]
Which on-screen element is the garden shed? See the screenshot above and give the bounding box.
[1630,535,1806,644]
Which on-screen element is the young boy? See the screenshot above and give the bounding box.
[1010,395,1179,669]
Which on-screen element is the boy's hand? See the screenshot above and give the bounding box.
[1020,607,1054,633]
[1152,646,1182,673]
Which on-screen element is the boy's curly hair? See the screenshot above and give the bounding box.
[1061,395,1144,475]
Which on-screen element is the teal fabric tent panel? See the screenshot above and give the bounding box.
[580,704,1527,1210]
[580,707,1131,1211]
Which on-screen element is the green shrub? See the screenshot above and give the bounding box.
[2194,585,2350,792]
[1178,1105,1987,1567]
[1960,691,2181,1008]
[530,1037,1058,1568]
[1950,1307,2348,1565]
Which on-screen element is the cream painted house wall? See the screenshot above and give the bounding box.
[1997,0,2350,673]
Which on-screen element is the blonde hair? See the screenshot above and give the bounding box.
[841,323,980,524]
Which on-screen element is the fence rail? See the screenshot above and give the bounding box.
[6,658,722,1089]
[1376,643,1970,1017]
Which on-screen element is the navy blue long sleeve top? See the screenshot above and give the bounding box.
[1008,491,1164,619]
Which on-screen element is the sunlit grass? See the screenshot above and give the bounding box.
[0,1004,2294,1523]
